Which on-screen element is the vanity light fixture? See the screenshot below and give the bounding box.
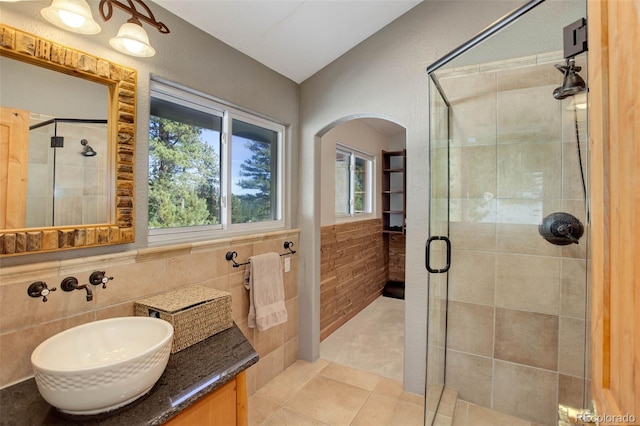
[40,0,101,34]
[99,0,169,58]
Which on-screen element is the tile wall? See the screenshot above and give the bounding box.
[0,230,299,396]
[27,121,109,227]
[434,53,590,425]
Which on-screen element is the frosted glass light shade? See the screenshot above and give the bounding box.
[109,22,155,57]
[41,0,101,34]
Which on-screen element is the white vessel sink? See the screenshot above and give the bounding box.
[31,316,173,415]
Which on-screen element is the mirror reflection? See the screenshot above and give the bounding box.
[0,55,110,229]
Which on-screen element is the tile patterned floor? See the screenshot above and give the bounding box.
[249,359,425,426]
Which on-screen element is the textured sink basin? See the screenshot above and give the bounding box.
[31,317,173,415]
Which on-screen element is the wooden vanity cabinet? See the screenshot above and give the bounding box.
[164,371,248,426]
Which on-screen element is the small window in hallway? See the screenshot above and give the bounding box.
[335,144,372,217]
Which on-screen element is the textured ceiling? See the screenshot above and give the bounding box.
[154,0,422,83]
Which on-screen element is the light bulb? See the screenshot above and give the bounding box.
[58,9,85,28]
[123,38,144,54]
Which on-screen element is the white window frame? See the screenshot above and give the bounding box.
[335,143,373,218]
[148,79,285,245]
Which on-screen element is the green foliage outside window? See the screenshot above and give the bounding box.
[148,117,220,229]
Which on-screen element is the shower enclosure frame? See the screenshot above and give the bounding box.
[425,0,590,424]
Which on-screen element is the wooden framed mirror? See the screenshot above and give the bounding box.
[0,24,135,256]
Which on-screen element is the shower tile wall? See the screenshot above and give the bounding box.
[437,53,589,425]
[27,123,108,227]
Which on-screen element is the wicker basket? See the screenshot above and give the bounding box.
[134,286,233,353]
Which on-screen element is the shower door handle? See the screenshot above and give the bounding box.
[425,236,451,273]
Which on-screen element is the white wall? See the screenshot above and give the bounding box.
[319,119,405,226]
[297,0,523,393]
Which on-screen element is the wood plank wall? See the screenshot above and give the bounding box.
[320,219,388,340]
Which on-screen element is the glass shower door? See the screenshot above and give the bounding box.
[424,74,451,425]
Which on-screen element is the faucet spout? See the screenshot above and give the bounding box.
[79,284,93,301]
[60,277,93,301]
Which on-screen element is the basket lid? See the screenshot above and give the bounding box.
[135,285,230,313]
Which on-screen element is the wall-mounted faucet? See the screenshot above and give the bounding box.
[89,271,114,289]
[60,277,93,301]
[28,281,57,302]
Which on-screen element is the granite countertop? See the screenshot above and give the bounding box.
[0,324,258,426]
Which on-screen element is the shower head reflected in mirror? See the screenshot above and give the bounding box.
[553,58,587,100]
[80,139,97,157]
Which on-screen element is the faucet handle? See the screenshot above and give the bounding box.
[89,271,114,289]
[28,281,57,302]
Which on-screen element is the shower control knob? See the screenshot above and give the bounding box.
[28,281,57,302]
[89,271,114,289]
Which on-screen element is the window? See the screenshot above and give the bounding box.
[335,144,373,217]
[149,80,284,243]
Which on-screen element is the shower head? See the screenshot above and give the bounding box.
[553,58,586,100]
[80,139,97,157]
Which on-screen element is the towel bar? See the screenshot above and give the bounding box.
[225,241,297,268]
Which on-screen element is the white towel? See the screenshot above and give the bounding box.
[244,252,288,331]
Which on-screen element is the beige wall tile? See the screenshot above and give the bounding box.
[428,297,447,348]
[449,250,496,306]
[450,93,497,147]
[558,374,586,409]
[495,253,560,315]
[0,231,300,389]
[465,402,531,426]
[453,400,469,426]
[492,360,558,424]
[445,350,492,407]
[427,346,445,387]
[449,146,498,201]
[447,301,494,357]
[494,308,559,370]
[497,85,562,144]
[440,71,497,101]
[449,198,497,226]
[1,278,94,333]
[283,336,298,370]
[496,224,561,257]
[449,221,496,252]
[558,316,587,377]
[497,141,562,200]
[562,137,588,201]
[560,258,587,318]
[255,346,285,390]
[284,297,299,342]
[246,364,257,397]
[496,63,559,92]
[496,198,561,226]
[254,323,284,358]
[560,200,589,259]
[96,302,135,319]
[0,312,94,385]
